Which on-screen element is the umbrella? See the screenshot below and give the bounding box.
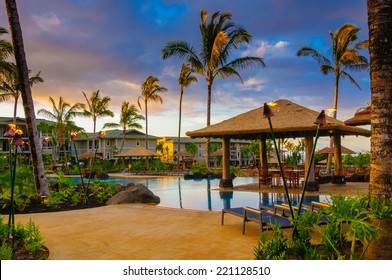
[115,146,157,157]
[316,146,356,155]
[173,150,193,158]
[79,150,102,159]
[210,149,223,157]
[344,106,371,126]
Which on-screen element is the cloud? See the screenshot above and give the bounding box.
[32,13,61,32]
[242,40,290,58]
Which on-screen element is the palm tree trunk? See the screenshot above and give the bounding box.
[206,82,212,168]
[5,0,49,196]
[327,76,340,174]
[145,99,149,170]
[177,87,183,165]
[12,96,17,124]
[365,0,392,260]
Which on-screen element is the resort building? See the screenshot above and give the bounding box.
[72,129,158,160]
[157,136,252,167]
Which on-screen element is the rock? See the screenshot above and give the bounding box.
[106,184,160,205]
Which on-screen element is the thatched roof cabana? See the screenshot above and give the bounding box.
[187,99,370,139]
[316,146,356,155]
[344,106,371,126]
[186,99,370,189]
[173,150,193,158]
[79,150,102,159]
[115,146,157,157]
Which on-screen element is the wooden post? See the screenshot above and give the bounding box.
[333,130,345,184]
[260,137,268,169]
[219,136,233,188]
[304,132,318,191]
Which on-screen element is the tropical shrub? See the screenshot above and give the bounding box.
[0,216,48,260]
[254,195,380,260]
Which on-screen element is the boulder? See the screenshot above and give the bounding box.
[106,184,160,205]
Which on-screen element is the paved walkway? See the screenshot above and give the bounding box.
[13,181,368,260]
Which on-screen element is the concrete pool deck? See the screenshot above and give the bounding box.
[13,181,368,260]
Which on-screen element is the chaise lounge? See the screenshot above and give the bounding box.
[221,206,293,234]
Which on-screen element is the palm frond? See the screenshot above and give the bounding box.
[297,47,331,66]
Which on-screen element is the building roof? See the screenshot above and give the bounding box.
[186,99,371,140]
[0,116,55,126]
[161,136,250,144]
[75,129,158,141]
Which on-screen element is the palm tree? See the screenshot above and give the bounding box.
[365,0,392,260]
[161,9,266,166]
[103,101,144,166]
[0,69,44,123]
[137,76,167,150]
[82,90,114,157]
[297,23,368,173]
[0,26,14,79]
[38,96,84,169]
[177,62,198,163]
[297,23,369,119]
[5,0,48,196]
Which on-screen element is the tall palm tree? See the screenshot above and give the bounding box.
[38,96,84,168]
[161,9,266,166]
[0,69,43,123]
[297,23,368,173]
[5,0,48,196]
[0,26,14,80]
[297,23,369,119]
[103,101,144,166]
[365,0,392,260]
[137,76,167,150]
[177,62,198,163]
[82,90,114,157]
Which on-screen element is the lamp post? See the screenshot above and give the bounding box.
[263,103,295,221]
[297,110,326,215]
[70,132,89,205]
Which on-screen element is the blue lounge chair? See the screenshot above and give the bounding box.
[221,206,292,234]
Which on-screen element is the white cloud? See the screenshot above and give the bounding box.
[32,13,61,32]
[242,77,267,92]
[162,65,178,78]
[242,40,290,58]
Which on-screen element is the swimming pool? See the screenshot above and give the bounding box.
[68,176,329,211]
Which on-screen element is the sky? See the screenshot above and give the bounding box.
[0,0,371,151]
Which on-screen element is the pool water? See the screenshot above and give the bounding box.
[65,176,329,211]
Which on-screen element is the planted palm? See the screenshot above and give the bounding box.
[137,76,167,151]
[103,102,144,166]
[162,9,265,166]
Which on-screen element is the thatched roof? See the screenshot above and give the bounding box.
[316,146,356,155]
[186,99,371,139]
[79,150,102,159]
[173,150,193,157]
[115,146,157,157]
[344,106,371,126]
[210,149,223,157]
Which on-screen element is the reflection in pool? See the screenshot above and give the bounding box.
[65,176,329,211]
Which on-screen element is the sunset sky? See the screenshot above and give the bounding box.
[0,0,371,151]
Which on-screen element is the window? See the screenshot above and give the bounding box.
[106,140,110,146]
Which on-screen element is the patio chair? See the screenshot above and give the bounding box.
[221,206,292,234]
[256,166,271,187]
